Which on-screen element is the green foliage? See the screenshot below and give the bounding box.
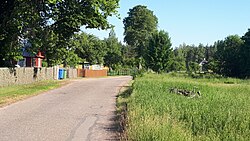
[240,29,250,78]
[0,0,25,66]
[74,32,106,65]
[104,29,122,70]
[126,73,250,140]
[121,44,137,68]
[186,72,223,79]
[108,68,139,76]
[50,0,119,39]
[173,29,250,78]
[173,43,212,73]
[39,30,61,66]
[123,5,158,63]
[131,68,145,80]
[0,0,120,67]
[63,50,83,68]
[170,49,186,71]
[144,30,173,73]
[189,62,200,72]
[214,35,243,77]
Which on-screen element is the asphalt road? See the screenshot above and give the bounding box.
[0,76,132,141]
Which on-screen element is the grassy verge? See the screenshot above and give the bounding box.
[0,80,67,107]
[116,81,133,140]
[125,73,250,140]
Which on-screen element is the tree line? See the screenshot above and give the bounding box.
[123,5,250,78]
[172,31,250,78]
[1,2,249,78]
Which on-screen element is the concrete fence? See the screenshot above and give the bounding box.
[67,68,78,79]
[0,67,78,87]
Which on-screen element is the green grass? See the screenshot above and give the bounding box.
[0,80,65,107]
[116,85,133,140]
[125,73,250,141]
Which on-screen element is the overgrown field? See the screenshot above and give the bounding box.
[125,73,250,140]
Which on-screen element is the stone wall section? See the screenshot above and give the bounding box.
[0,67,78,87]
[67,68,77,79]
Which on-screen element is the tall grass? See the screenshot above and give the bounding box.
[126,73,250,140]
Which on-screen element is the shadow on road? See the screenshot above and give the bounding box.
[105,86,133,140]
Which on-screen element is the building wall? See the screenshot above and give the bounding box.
[0,67,78,87]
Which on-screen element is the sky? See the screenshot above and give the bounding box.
[81,0,250,47]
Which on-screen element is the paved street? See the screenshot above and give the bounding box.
[0,76,131,141]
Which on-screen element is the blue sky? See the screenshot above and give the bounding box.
[81,0,250,47]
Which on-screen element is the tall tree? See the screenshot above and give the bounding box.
[0,0,59,67]
[0,0,120,67]
[38,0,120,66]
[123,5,158,68]
[104,29,122,70]
[240,29,250,78]
[144,30,172,73]
[214,35,243,77]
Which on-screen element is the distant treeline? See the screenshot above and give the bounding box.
[1,2,249,78]
[172,30,250,78]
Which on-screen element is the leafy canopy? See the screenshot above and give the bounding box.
[123,5,158,58]
[73,32,106,65]
[104,29,122,70]
[214,35,243,77]
[0,0,120,67]
[144,30,173,73]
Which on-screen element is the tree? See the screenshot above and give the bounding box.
[204,44,217,71]
[0,0,28,66]
[123,5,158,67]
[121,44,137,68]
[173,43,216,72]
[240,29,250,78]
[214,35,243,77]
[39,0,120,66]
[144,30,173,73]
[74,33,106,65]
[104,29,122,70]
[0,0,120,67]
[171,48,186,71]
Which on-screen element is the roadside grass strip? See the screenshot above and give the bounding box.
[126,73,250,140]
[0,81,64,107]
